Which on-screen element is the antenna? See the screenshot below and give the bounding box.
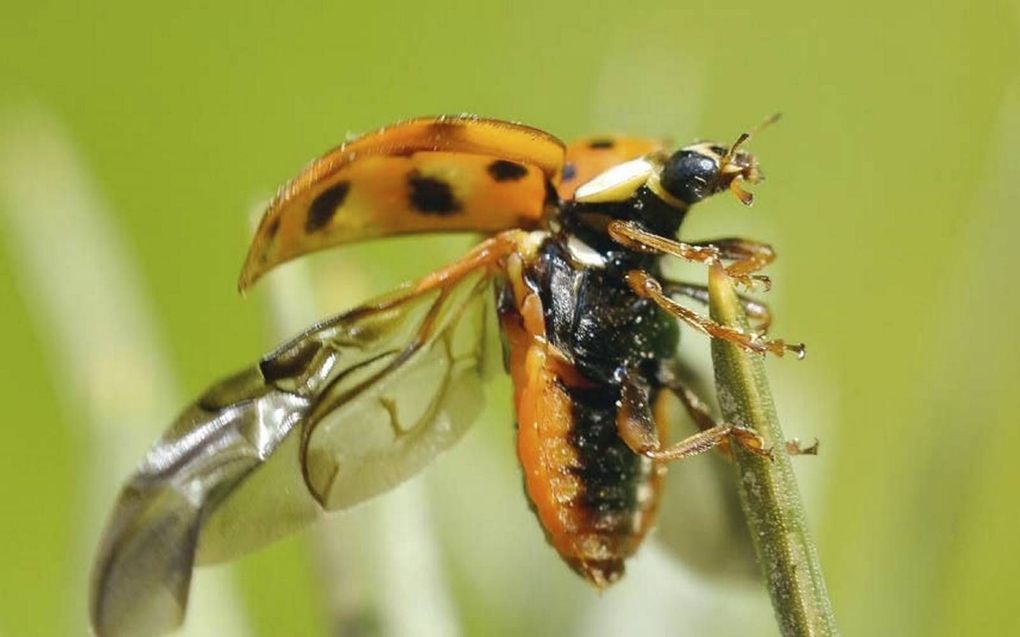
[719,112,782,171]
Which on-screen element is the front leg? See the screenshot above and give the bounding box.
[608,219,720,265]
[689,237,776,290]
[608,220,775,290]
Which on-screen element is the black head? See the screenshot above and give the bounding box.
[658,141,762,206]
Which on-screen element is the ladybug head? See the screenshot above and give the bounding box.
[658,139,761,206]
[656,113,779,207]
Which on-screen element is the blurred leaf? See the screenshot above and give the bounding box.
[0,109,250,637]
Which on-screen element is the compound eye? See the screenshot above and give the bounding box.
[660,150,718,204]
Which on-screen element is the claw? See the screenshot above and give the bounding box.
[729,425,770,458]
[786,438,820,456]
[753,274,773,292]
[723,270,771,293]
[756,337,806,359]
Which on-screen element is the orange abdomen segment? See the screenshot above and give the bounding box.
[502,313,666,588]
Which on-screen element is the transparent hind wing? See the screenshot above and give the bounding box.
[90,267,492,637]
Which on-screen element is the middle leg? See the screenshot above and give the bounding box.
[662,279,773,334]
[625,270,805,358]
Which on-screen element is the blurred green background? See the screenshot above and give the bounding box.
[2,1,1019,636]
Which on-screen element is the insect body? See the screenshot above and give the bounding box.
[90,115,801,637]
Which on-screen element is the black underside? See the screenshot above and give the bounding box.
[521,197,682,517]
[563,382,648,516]
[533,236,678,384]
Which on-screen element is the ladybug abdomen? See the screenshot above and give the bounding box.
[501,308,665,588]
[499,232,675,587]
[557,382,664,585]
[499,264,669,587]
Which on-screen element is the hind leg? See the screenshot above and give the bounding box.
[614,367,769,461]
[615,367,817,460]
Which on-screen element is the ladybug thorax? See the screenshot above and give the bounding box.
[524,233,679,384]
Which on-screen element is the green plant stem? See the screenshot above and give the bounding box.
[708,264,840,637]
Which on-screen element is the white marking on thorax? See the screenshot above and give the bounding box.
[572,157,654,203]
[566,235,607,268]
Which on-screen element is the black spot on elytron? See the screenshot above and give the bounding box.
[544,179,560,207]
[426,121,464,142]
[562,162,577,181]
[588,138,615,149]
[306,181,350,233]
[265,217,281,240]
[408,172,460,215]
[487,159,529,182]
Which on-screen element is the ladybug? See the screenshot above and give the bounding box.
[91,114,803,637]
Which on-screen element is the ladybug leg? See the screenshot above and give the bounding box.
[659,370,817,456]
[608,220,720,264]
[687,237,776,291]
[412,229,535,293]
[616,366,817,460]
[642,423,769,461]
[624,270,805,358]
[607,221,774,291]
[784,438,821,455]
[660,279,772,334]
[615,367,768,461]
